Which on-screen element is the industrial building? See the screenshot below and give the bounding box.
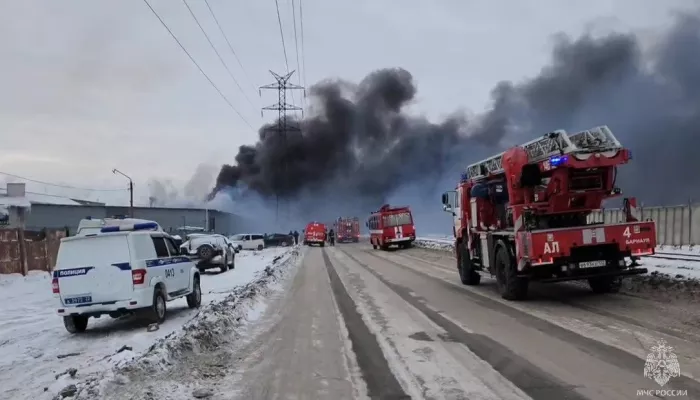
[1,183,242,236]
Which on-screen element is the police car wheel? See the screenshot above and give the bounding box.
[187,276,202,308]
[63,315,88,333]
[257,244,264,251]
[149,288,167,323]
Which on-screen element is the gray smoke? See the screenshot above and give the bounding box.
[213,11,700,231]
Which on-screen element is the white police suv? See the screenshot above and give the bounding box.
[52,221,202,333]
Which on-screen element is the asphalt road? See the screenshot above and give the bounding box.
[328,243,700,399]
[230,243,700,399]
[104,244,700,399]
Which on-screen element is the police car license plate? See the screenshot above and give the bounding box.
[64,296,92,305]
[579,260,607,269]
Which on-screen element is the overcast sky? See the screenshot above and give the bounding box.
[0,0,695,206]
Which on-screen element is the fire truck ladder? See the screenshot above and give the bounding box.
[465,125,623,181]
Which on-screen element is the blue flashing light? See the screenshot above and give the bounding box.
[549,155,569,167]
[460,172,469,182]
[628,150,633,160]
[133,222,159,231]
[100,222,159,233]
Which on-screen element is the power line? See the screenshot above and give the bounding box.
[273,0,295,106]
[182,0,257,111]
[299,0,307,104]
[142,0,255,131]
[273,0,290,73]
[291,0,303,109]
[0,172,128,192]
[203,0,258,94]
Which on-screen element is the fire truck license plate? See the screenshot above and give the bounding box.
[579,260,607,269]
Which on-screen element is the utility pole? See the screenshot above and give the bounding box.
[112,168,134,218]
[260,70,305,224]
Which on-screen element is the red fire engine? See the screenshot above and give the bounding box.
[335,217,360,243]
[441,125,656,300]
[367,204,416,250]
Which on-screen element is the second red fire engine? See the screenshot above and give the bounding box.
[367,204,416,250]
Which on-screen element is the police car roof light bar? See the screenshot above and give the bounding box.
[100,222,159,233]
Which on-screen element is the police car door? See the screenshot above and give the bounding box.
[164,236,187,290]
[150,235,179,291]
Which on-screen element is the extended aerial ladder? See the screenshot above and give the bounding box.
[465,125,624,181]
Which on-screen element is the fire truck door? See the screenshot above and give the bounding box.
[454,187,463,234]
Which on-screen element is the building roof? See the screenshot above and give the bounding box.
[0,195,32,209]
[0,188,101,206]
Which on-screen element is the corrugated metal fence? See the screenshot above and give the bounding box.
[0,228,66,275]
[588,204,696,246]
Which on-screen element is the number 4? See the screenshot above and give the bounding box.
[623,227,631,238]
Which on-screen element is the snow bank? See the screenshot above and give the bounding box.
[71,247,301,400]
[0,248,295,400]
[414,235,454,252]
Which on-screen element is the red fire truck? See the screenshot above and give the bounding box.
[304,222,327,247]
[441,125,656,300]
[367,204,416,250]
[335,217,360,243]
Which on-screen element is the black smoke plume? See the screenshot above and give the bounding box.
[213,10,700,229]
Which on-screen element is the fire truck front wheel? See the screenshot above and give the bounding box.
[588,276,622,294]
[458,241,480,286]
[494,242,528,301]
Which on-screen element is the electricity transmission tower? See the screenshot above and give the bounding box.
[260,70,305,223]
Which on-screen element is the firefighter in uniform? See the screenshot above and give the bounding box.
[328,228,336,246]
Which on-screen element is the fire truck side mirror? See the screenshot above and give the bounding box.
[441,191,456,213]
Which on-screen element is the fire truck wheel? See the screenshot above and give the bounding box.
[494,242,528,300]
[458,241,480,285]
[588,276,621,294]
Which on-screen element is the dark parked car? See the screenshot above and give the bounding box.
[264,233,294,247]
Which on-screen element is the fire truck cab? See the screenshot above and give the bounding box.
[441,125,656,300]
[335,217,360,243]
[367,204,416,250]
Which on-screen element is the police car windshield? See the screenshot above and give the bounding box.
[56,235,130,268]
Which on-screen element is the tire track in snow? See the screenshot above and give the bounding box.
[341,248,589,400]
[320,249,410,399]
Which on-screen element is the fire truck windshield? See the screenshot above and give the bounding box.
[383,211,412,227]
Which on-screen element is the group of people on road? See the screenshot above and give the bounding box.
[288,230,300,245]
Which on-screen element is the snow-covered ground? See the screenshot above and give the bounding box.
[414,235,700,280]
[0,247,293,400]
